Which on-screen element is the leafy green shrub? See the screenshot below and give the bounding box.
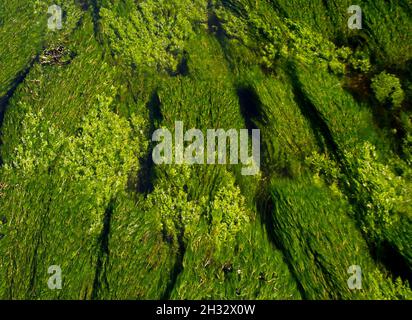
[272,0,412,68]
[345,142,410,236]
[146,165,249,247]
[348,51,371,73]
[305,151,343,197]
[207,179,250,247]
[216,3,341,71]
[400,112,412,164]
[215,2,374,77]
[100,0,207,73]
[61,94,147,233]
[146,165,205,242]
[3,103,65,174]
[328,58,346,76]
[366,270,411,300]
[0,182,6,198]
[371,72,405,109]
[306,143,410,239]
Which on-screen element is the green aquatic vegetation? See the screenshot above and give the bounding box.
[0,0,411,300]
[100,0,207,73]
[345,143,411,234]
[371,72,405,109]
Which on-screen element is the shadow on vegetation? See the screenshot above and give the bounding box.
[259,185,308,299]
[287,63,342,163]
[92,198,114,299]
[136,91,163,194]
[0,56,39,166]
[235,84,307,298]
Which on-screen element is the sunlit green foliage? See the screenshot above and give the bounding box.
[267,177,411,300]
[0,0,411,300]
[371,72,405,109]
[100,0,207,73]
